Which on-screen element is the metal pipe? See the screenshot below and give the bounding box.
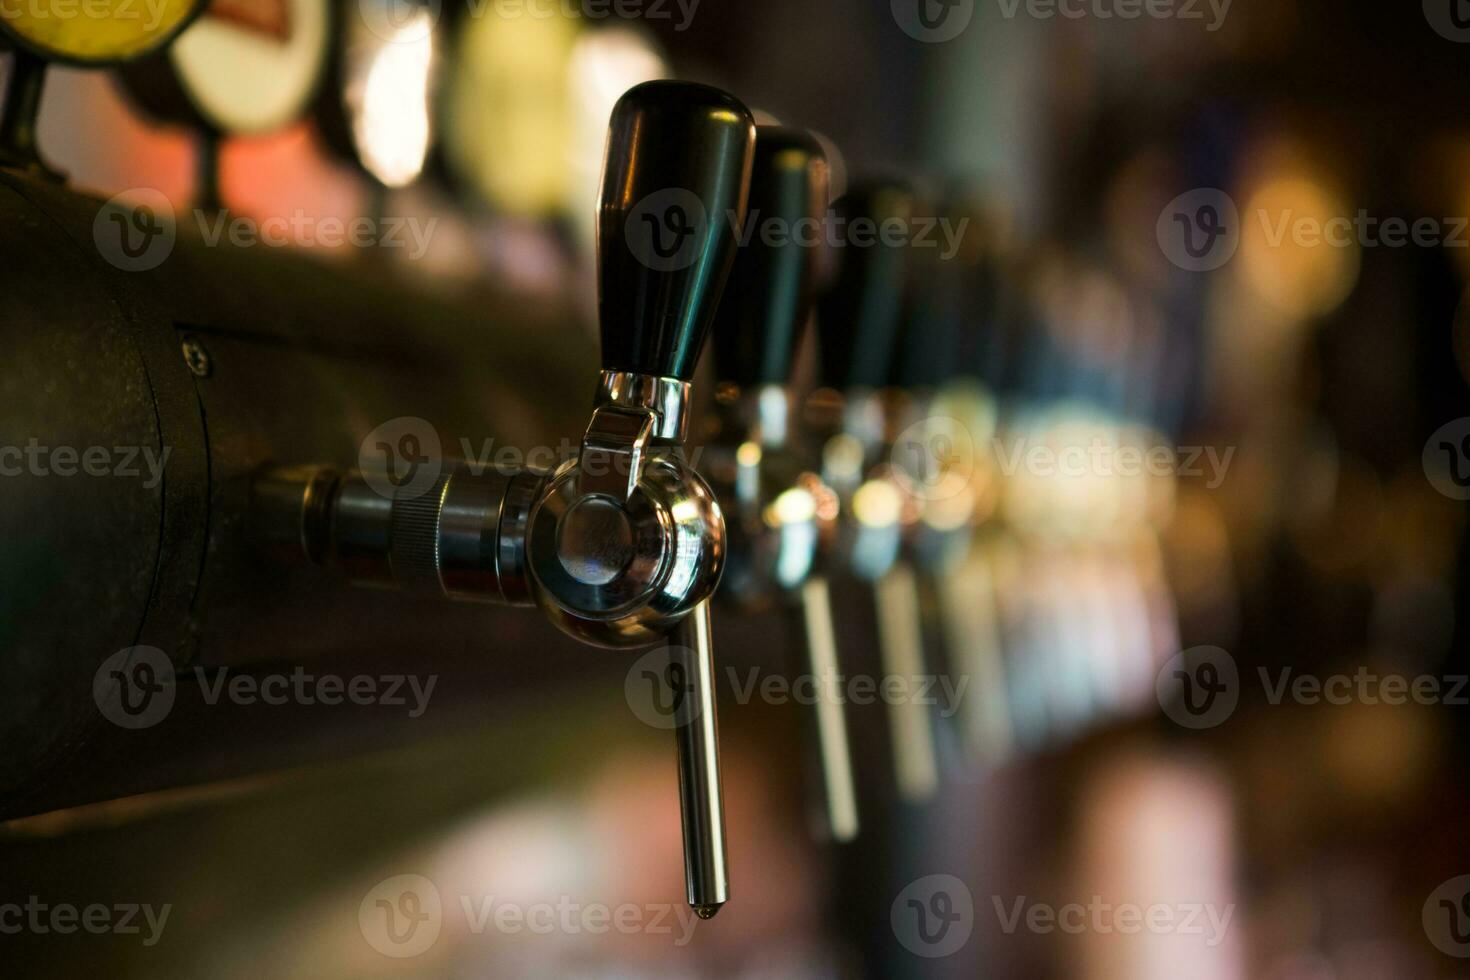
[671,600,730,918]
[797,576,860,842]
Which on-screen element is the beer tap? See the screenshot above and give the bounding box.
[813,181,941,805]
[886,200,1010,768]
[254,80,756,918]
[706,126,859,843]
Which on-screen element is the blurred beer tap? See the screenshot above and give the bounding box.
[705,126,859,843]
[253,81,756,918]
[812,180,941,805]
[883,200,992,769]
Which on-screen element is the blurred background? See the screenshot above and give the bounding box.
[4,0,1470,976]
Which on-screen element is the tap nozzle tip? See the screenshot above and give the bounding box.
[693,903,724,920]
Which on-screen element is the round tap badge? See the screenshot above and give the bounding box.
[0,0,204,65]
[139,0,330,135]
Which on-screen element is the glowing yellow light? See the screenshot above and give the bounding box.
[566,26,667,249]
[445,8,579,214]
[823,434,865,485]
[1241,175,1360,319]
[766,487,816,528]
[352,11,435,188]
[853,480,902,529]
[736,441,763,469]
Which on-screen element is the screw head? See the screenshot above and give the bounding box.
[181,336,211,378]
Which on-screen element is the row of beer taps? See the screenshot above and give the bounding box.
[258,76,1182,921]
[706,151,997,842]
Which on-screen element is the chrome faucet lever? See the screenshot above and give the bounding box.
[254,80,756,918]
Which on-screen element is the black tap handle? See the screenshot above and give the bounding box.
[816,180,917,391]
[711,126,830,389]
[598,80,756,381]
[894,196,970,390]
